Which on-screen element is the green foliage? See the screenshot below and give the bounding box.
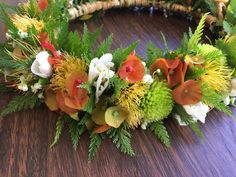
[216,37,236,68]
[203,0,217,15]
[108,75,129,103]
[68,119,85,150]
[187,13,208,52]
[141,82,173,122]
[106,123,135,156]
[112,41,139,69]
[50,114,65,148]
[146,42,164,68]
[88,133,102,161]
[81,25,101,61]
[0,83,11,92]
[224,0,236,33]
[95,35,113,58]
[186,66,207,80]
[201,83,232,116]
[149,121,170,147]
[0,3,18,34]
[197,44,227,63]
[173,104,203,138]
[0,93,40,117]
[80,82,95,113]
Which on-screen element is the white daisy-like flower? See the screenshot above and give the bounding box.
[31,83,42,93]
[18,76,28,92]
[141,121,148,130]
[18,30,28,39]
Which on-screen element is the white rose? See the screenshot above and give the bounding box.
[89,53,114,81]
[224,96,230,106]
[31,51,52,78]
[183,102,210,124]
[174,114,188,126]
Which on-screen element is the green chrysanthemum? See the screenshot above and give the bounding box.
[141,82,173,122]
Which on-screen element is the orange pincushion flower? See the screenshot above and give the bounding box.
[37,0,48,11]
[118,55,145,83]
[172,80,202,105]
[150,57,187,87]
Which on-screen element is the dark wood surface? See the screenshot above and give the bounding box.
[0,1,236,177]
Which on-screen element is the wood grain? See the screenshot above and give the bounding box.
[0,3,236,177]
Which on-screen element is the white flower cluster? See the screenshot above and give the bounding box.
[88,53,115,103]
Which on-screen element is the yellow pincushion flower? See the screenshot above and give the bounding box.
[201,60,232,92]
[50,54,88,91]
[197,44,232,93]
[12,14,44,32]
[117,82,148,128]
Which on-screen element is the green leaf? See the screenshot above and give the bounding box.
[106,123,135,156]
[146,42,164,68]
[108,75,129,103]
[173,104,203,138]
[0,93,40,117]
[186,66,207,80]
[69,119,85,150]
[88,133,102,161]
[201,83,232,116]
[50,115,65,148]
[149,121,170,147]
[188,13,208,52]
[113,41,139,69]
[0,83,11,92]
[95,35,113,57]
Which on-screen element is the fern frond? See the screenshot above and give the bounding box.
[149,121,170,147]
[107,123,135,156]
[0,93,40,117]
[95,35,113,57]
[50,115,65,148]
[88,133,102,161]
[69,120,83,150]
[187,13,208,52]
[201,83,232,116]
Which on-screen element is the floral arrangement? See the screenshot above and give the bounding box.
[0,0,236,161]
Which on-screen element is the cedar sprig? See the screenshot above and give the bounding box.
[149,121,171,147]
[106,123,135,156]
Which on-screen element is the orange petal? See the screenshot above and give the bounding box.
[65,71,88,96]
[45,90,58,111]
[150,58,169,76]
[37,0,48,11]
[172,80,202,105]
[93,124,111,134]
[118,55,144,83]
[167,62,183,88]
[56,91,77,114]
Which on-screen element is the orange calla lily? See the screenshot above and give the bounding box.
[150,57,187,87]
[37,0,48,11]
[172,80,202,105]
[118,55,145,83]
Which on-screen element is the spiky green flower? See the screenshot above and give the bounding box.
[141,82,173,122]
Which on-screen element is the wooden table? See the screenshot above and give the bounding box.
[0,1,236,177]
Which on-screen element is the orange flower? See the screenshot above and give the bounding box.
[172,80,202,105]
[150,57,187,87]
[55,71,89,114]
[118,55,145,83]
[37,0,48,11]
